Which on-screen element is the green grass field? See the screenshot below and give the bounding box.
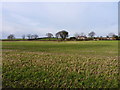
[2,41,118,88]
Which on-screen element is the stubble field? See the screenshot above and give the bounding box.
[2,41,118,88]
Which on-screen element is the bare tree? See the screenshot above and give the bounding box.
[88,31,95,37]
[34,34,39,39]
[7,34,15,40]
[79,32,86,36]
[27,34,31,39]
[56,30,69,40]
[74,33,80,38]
[31,35,35,39]
[22,35,25,39]
[29,34,39,39]
[55,32,60,39]
[46,33,53,38]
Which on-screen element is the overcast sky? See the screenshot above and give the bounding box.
[2,2,118,39]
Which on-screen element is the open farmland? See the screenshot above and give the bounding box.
[2,41,118,88]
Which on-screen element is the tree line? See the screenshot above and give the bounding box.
[6,30,120,41]
[7,30,69,40]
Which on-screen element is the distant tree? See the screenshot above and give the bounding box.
[74,33,80,38]
[56,30,69,40]
[7,34,15,40]
[34,34,39,39]
[31,35,35,39]
[106,36,109,38]
[88,31,95,37]
[108,33,115,37]
[70,37,76,40]
[108,33,120,40]
[113,35,117,38]
[27,34,31,39]
[46,33,53,38]
[29,34,39,39]
[79,32,86,37]
[22,35,25,39]
[46,33,53,40]
[114,35,119,40]
[55,32,60,39]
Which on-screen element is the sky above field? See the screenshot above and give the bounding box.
[2,2,118,39]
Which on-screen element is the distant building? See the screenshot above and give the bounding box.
[77,36,87,40]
